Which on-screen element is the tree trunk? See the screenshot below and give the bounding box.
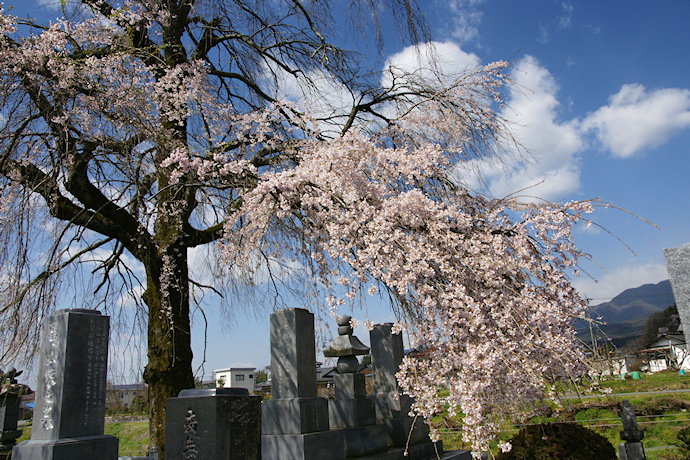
[142,243,194,460]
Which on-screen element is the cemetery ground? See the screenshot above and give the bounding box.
[10,370,690,458]
[16,420,150,457]
[436,370,690,459]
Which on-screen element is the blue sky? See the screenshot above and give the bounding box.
[9,1,690,382]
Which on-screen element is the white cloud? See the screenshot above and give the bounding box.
[448,0,485,45]
[571,262,669,303]
[558,2,574,29]
[36,0,80,12]
[382,41,481,89]
[263,64,358,136]
[581,84,690,158]
[462,56,583,201]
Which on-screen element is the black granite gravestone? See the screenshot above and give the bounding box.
[13,309,118,460]
[165,387,261,460]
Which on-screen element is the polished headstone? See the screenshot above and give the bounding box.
[13,309,118,460]
[269,308,318,399]
[165,388,261,460]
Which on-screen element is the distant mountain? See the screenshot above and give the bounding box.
[576,280,676,348]
[589,280,675,324]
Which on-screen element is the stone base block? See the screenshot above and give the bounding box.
[351,441,444,460]
[619,442,646,460]
[334,374,367,399]
[262,429,345,460]
[329,397,376,428]
[382,417,431,448]
[375,393,413,420]
[431,450,475,460]
[165,390,261,460]
[12,435,118,460]
[262,397,329,435]
[338,424,388,457]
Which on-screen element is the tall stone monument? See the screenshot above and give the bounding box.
[261,308,345,459]
[13,309,118,460]
[370,323,438,459]
[664,243,690,346]
[324,315,388,457]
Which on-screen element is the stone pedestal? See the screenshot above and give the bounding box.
[262,308,345,459]
[619,442,646,460]
[165,388,261,460]
[13,309,118,460]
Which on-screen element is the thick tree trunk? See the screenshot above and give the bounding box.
[142,243,194,460]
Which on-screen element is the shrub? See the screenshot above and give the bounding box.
[496,423,616,460]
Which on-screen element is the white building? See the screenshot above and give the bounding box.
[213,367,256,393]
[640,334,690,372]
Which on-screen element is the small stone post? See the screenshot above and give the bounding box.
[324,315,388,457]
[12,309,118,460]
[0,369,24,459]
[618,399,646,460]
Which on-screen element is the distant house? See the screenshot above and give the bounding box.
[639,333,690,372]
[256,363,372,398]
[589,356,636,379]
[214,367,256,393]
[106,383,147,409]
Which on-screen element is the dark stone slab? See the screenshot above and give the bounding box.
[334,373,367,400]
[177,387,249,397]
[261,430,345,460]
[0,393,20,432]
[619,442,646,460]
[374,393,413,420]
[370,324,405,397]
[383,417,431,448]
[329,397,377,428]
[12,435,118,460]
[32,309,110,440]
[262,397,329,435]
[270,308,318,399]
[350,441,445,460]
[165,390,261,460]
[337,424,388,457]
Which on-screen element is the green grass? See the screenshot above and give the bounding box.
[436,370,690,458]
[596,370,690,394]
[15,420,150,457]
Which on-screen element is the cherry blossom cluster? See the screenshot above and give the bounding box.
[216,129,592,454]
